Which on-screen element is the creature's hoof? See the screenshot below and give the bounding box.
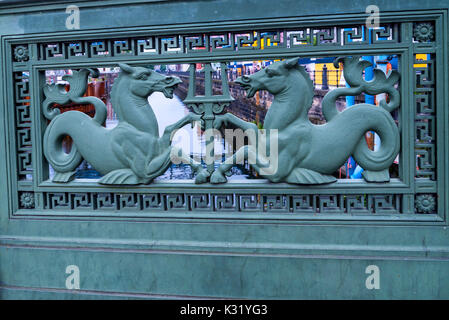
[210,170,228,184]
[362,169,390,182]
[194,169,210,184]
[53,171,76,183]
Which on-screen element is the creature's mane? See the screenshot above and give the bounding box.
[110,72,126,102]
[110,71,130,120]
[283,64,314,113]
[296,65,314,94]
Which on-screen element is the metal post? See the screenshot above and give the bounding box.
[322,64,329,90]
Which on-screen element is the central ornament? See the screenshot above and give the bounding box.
[183,62,234,182]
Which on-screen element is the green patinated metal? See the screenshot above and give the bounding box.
[0,0,448,299]
[210,56,400,184]
[42,56,400,185]
[43,64,206,184]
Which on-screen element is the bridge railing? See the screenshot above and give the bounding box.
[3,10,444,220]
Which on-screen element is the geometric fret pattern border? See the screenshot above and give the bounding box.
[39,192,408,214]
[6,17,444,218]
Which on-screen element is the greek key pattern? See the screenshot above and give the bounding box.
[414,55,436,180]
[13,72,33,181]
[42,192,404,214]
[36,24,399,61]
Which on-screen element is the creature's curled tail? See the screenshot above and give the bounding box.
[322,56,400,120]
[321,56,400,181]
[43,69,107,180]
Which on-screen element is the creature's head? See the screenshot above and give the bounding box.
[118,63,182,99]
[235,57,311,97]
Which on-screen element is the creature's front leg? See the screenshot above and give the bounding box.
[214,113,258,134]
[160,113,203,146]
[169,146,211,184]
[210,113,262,184]
[160,113,210,183]
[210,145,270,184]
[214,113,259,148]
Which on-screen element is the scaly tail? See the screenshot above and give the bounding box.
[42,69,107,182]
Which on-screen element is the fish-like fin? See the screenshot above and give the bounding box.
[53,171,76,183]
[362,169,390,182]
[286,168,337,184]
[99,169,141,185]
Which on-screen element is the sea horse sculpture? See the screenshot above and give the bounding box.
[43,63,207,184]
[211,56,400,184]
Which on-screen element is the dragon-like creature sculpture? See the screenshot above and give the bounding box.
[211,56,400,184]
[43,63,207,184]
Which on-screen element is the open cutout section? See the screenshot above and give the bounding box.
[43,55,400,183]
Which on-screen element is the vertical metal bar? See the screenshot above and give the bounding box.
[221,63,230,96]
[186,64,196,98]
[204,63,212,96]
